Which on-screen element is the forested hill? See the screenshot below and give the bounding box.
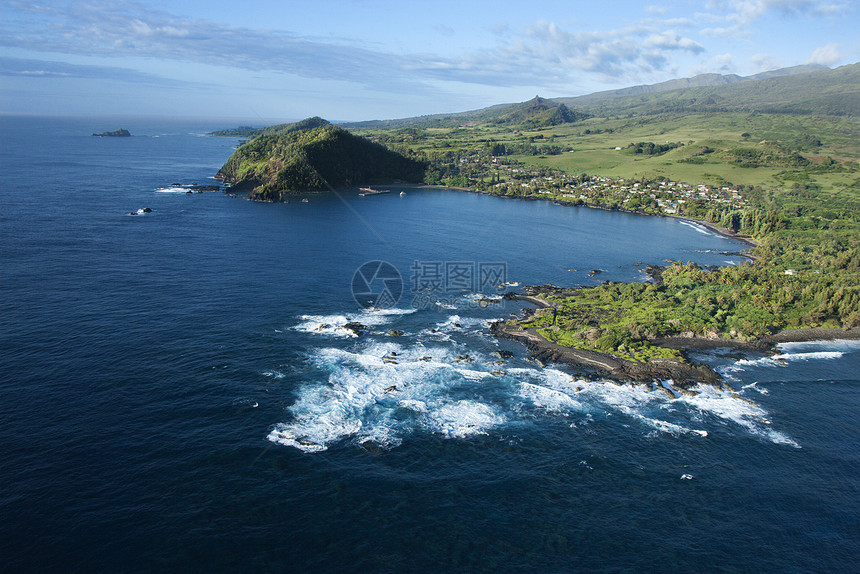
[215,120,425,201]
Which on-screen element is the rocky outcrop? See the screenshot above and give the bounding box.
[93,128,131,137]
[215,119,425,201]
[489,318,721,389]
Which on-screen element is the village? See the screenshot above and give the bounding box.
[437,149,751,216]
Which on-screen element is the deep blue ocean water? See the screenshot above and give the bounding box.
[1,116,858,573]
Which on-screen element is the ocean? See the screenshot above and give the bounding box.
[1,116,858,573]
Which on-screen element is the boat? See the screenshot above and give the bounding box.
[358,187,391,197]
[400,191,406,197]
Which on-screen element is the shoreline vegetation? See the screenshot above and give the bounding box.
[213,64,858,386]
[232,178,857,387]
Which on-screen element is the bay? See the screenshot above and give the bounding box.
[1,116,858,573]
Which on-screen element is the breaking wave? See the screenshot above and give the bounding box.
[678,220,716,237]
[267,324,806,452]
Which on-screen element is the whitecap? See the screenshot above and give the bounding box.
[518,381,584,414]
[426,400,505,438]
[741,382,769,395]
[678,220,715,236]
[268,343,505,452]
[154,186,192,193]
[777,351,844,361]
[679,385,799,448]
[724,350,845,373]
[436,314,493,330]
[293,314,360,338]
[293,307,416,337]
[777,339,860,354]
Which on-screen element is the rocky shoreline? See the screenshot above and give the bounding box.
[492,289,860,388]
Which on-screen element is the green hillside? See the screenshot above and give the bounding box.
[346,62,860,359]
[345,95,588,130]
[557,63,859,117]
[216,64,859,352]
[345,63,857,131]
[216,121,425,201]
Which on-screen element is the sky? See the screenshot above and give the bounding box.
[1,0,857,122]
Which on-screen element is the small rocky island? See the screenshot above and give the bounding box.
[215,117,425,201]
[92,128,131,137]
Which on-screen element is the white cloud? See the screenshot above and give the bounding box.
[701,0,851,33]
[712,53,737,73]
[1,1,717,90]
[806,43,841,66]
[643,31,705,53]
[750,53,782,72]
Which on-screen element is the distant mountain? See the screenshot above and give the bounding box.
[209,125,264,137]
[345,96,588,130]
[259,116,331,136]
[209,117,330,139]
[216,119,425,201]
[478,96,589,128]
[562,64,828,104]
[557,62,858,117]
[344,63,855,130]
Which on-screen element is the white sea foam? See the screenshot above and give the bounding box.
[272,310,810,451]
[293,308,416,337]
[426,401,505,438]
[725,349,846,373]
[154,186,193,193]
[518,381,583,414]
[742,382,769,395]
[778,351,844,361]
[436,315,492,330]
[463,293,502,302]
[679,385,799,448]
[580,380,708,437]
[778,339,860,354]
[268,343,507,452]
[678,220,715,236]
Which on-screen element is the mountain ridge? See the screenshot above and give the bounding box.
[342,63,855,129]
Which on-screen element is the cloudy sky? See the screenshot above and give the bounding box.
[1,0,856,121]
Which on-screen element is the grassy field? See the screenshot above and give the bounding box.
[353,103,860,359]
[360,111,859,196]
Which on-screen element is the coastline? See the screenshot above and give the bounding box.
[489,318,723,389]
[496,288,860,387]
[670,215,759,249]
[381,183,760,251]
[234,181,849,386]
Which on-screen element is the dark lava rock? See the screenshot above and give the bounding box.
[344,322,368,336]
